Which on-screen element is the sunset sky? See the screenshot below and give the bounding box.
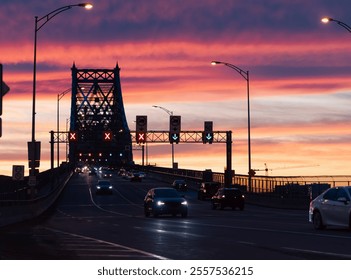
[1,0,351,177]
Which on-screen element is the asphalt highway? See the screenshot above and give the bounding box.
[1,171,351,260]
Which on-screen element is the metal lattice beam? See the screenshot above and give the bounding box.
[131,131,229,143]
[52,131,230,144]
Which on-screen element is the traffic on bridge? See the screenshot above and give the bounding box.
[1,167,351,260]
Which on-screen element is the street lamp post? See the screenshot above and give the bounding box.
[321,17,351,33]
[30,3,92,177]
[57,88,71,168]
[211,61,252,191]
[152,105,175,168]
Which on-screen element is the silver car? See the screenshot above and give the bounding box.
[309,186,351,229]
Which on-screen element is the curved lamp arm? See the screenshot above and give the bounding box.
[211,61,248,81]
[321,17,351,33]
[152,105,173,116]
[36,3,93,31]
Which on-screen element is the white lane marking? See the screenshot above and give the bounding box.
[283,247,351,259]
[88,188,135,217]
[236,241,256,246]
[45,227,168,260]
[133,226,204,238]
[155,219,351,240]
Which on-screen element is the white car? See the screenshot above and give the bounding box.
[309,186,351,229]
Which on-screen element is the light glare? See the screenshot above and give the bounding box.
[78,3,93,9]
[321,17,331,23]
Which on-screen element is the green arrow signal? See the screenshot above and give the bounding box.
[206,133,212,140]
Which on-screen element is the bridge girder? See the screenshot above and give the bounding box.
[69,64,133,166]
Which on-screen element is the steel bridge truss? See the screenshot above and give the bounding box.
[69,64,133,166]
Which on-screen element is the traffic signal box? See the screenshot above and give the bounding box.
[136,115,147,144]
[202,121,213,144]
[169,116,181,144]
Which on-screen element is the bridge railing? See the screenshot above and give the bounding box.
[139,165,351,208]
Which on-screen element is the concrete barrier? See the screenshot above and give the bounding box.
[0,170,73,228]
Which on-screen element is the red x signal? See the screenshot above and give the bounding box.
[69,131,78,142]
[138,133,145,141]
[103,131,112,141]
[136,132,146,144]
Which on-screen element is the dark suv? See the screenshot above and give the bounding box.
[211,188,245,210]
[198,182,221,200]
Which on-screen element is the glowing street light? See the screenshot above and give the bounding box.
[30,3,92,178]
[211,60,252,190]
[152,105,175,168]
[321,17,351,33]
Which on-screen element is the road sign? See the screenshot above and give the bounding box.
[1,64,10,116]
[1,81,9,96]
[28,175,37,187]
[0,64,10,137]
[12,165,25,181]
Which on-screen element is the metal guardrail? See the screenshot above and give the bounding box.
[140,165,351,204]
[141,165,351,188]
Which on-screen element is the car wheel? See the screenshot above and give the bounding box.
[240,205,244,211]
[313,210,325,230]
[144,207,150,217]
[211,202,216,210]
[181,212,188,218]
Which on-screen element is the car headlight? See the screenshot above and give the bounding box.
[97,186,101,189]
[181,201,188,205]
[109,186,112,189]
[157,201,165,206]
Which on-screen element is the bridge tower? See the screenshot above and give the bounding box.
[69,63,133,167]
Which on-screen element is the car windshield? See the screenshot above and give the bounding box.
[98,181,110,185]
[207,183,219,189]
[154,188,180,197]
